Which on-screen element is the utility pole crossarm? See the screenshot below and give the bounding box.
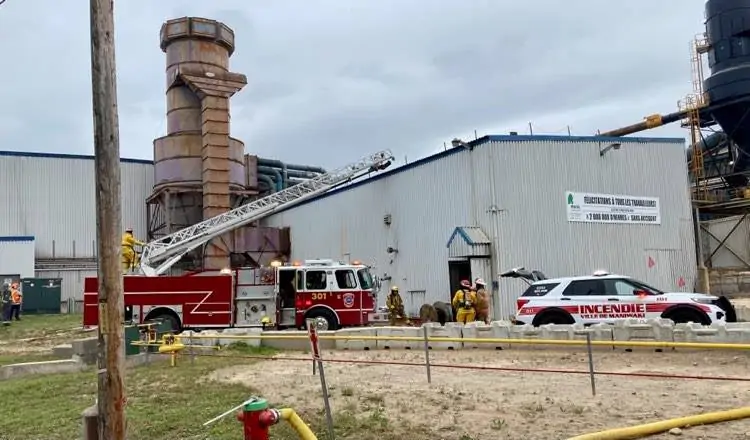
[139,149,395,276]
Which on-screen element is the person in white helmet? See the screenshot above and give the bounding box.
[474,278,490,324]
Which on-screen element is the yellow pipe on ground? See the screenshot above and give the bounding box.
[567,406,750,440]
[279,408,317,440]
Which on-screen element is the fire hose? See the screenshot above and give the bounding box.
[567,406,750,440]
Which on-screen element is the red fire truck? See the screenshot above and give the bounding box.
[83,259,379,331]
[81,150,394,332]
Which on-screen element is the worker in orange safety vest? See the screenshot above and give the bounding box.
[9,283,22,321]
[121,227,144,272]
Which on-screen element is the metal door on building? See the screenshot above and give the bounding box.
[448,260,471,302]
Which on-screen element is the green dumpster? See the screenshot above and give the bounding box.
[21,278,62,314]
[123,325,141,356]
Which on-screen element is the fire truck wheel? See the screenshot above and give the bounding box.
[146,312,181,333]
[304,308,339,331]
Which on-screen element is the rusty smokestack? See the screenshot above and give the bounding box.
[154,17,248,270]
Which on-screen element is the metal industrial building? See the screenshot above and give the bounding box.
[0,151,153,309]
[262,134,697,319]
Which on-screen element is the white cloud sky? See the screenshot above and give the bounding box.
[0,0,707,167]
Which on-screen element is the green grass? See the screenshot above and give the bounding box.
[0,314,89,344]
[0,352,63,366]
[0,314,87,365]
[0,318,433,439]
[0,343,431,440]
[0,313,84,340]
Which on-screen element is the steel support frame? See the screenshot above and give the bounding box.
[145,186,259,272]
[700,213,750,269]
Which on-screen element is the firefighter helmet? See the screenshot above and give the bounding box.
[125,227,133,233]
[475,278,486,286]
[460,279,471,288]
[391,286,399,292]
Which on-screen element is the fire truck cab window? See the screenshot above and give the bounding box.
[335,270,358,289]
[305,270,328,290]
[277,269,297,308]
[357,269,374,289]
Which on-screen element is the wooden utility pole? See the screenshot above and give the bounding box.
[90,0,127,438]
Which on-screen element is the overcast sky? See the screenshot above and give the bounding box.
[0,0,707,167]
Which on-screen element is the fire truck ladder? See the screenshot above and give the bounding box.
[139,150,395,276]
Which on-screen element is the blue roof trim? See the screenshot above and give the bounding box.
[446,227,475,248]
[478,134,685,145]
[270,133,686,216]
[0,236,35,242]
[0,150,153,165]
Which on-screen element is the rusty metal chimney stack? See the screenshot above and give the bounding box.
[152,17,248,271]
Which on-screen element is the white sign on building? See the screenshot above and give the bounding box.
[565,191,661,225]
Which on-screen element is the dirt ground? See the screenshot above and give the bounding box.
[211,347,750,440]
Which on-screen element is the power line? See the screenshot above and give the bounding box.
[0,0,7,6]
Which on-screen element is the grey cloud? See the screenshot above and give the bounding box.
[0,0,707,168]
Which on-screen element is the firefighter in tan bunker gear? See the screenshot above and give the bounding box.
[121,228,144,272]
[474,278,490,324]
[386,286,407,325]
[452,279,477,324]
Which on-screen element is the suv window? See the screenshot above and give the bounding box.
[305,270,328,290]
[604,279,641,296]
[563,279,606,296]
[521,283,560,297]
[335,270,358,289]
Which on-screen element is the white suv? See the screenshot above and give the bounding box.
[500,268,737,326]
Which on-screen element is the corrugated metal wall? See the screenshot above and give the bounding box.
[0,236,35,278]
[263,135,696,319]
[0,152,153,258]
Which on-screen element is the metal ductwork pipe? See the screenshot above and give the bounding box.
[257,158,326,175]
[257,174,276,193]
[257,166,284,191]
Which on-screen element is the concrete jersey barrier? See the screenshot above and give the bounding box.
[172,319,750,351]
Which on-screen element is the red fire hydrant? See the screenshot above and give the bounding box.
[236,398,281,440]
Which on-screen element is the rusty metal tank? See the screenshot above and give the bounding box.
[153,17,246,228]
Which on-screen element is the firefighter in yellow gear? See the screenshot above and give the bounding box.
[121,227,144,272]
[474,278,490,324]
[386,286,407,326]
[452,279,477,324]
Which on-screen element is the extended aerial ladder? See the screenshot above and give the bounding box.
[138,150,395,276]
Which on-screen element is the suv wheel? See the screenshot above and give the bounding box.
[665,308,710,326]
[534,311,574,326]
